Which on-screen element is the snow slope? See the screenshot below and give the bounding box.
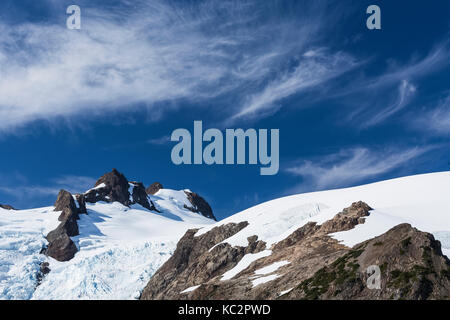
[1,172,449,300]
[0,207,59,299]
[0,188,214,300]
[196,172,450,258]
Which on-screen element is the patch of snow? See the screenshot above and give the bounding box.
[128,183,134,202]
[433,231,450,258]
[279,288,293,296]
[251,274,280,287]
[84,183,106,194]
[0,207,59,299]
[221,250,272,281]
[180,285,201,294]
[254,261,290,275]
[151,189,210,223]
[1,188,214,300]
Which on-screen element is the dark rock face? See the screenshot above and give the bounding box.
[146,182,163,195]
[54,189,77,214]
[85,169,130,205]
[140,221,253,300]
[43,189,80,262]
[0,204,15,210]
[44,230,78,262]
[184,191,216,221]
[75,194,87,214]
[84,169,156,211]
[129,181,156,211]
[141,201,450,300]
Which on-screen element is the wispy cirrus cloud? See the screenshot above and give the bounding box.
[0,175,96,200]
[147,135,170,146]
[412,95,450,136]
[363,80,417,127]
[344,41,450,127]
[286,146,431,191]
[0,0,348,132]
[232,50,358,120]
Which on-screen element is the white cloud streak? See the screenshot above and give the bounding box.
[0,0,345,131]
[343,41,450,127]
[364,80,417,127]
[233,50,358,120]
[413,96,450,136]
[0,175,96,199]
[286,146,431,190]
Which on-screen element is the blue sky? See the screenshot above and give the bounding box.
[0,0,449,219]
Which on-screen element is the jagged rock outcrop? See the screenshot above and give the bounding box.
[184,191,216,221]
[140,221,256,299]
[84,169,156,211]
[146,182,163,195]
[287,223,450,300]
[0,204,15,210]
[141,201,450,300]
[42,189,80,262]
[84,169,130,204]
[129,181,155,211]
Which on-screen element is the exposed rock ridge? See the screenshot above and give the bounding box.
[286,223,450,300]
[140,221,263,299]
[140,201,450,300]
[84,169,156,211]
[43,189,86,262]
[184,191,217,221]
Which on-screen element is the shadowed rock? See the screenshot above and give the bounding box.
[84,169,156,211]
[184,191,216,221]
[44,230,78,262]
[43,189,80,262]
[129,181,156,211]
[85,168,130,205]
[0,204,15,210]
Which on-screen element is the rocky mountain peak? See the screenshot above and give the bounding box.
[84,169,156,211]
[86,168,130,205]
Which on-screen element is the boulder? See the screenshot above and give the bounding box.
[146,182,163,195]
[44,231,78,262]
[54,189,78,214]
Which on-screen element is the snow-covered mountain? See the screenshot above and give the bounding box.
[141,171,450,300]
[0,170,215,300]
[194,171,450,257]
[1,171,450,300]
